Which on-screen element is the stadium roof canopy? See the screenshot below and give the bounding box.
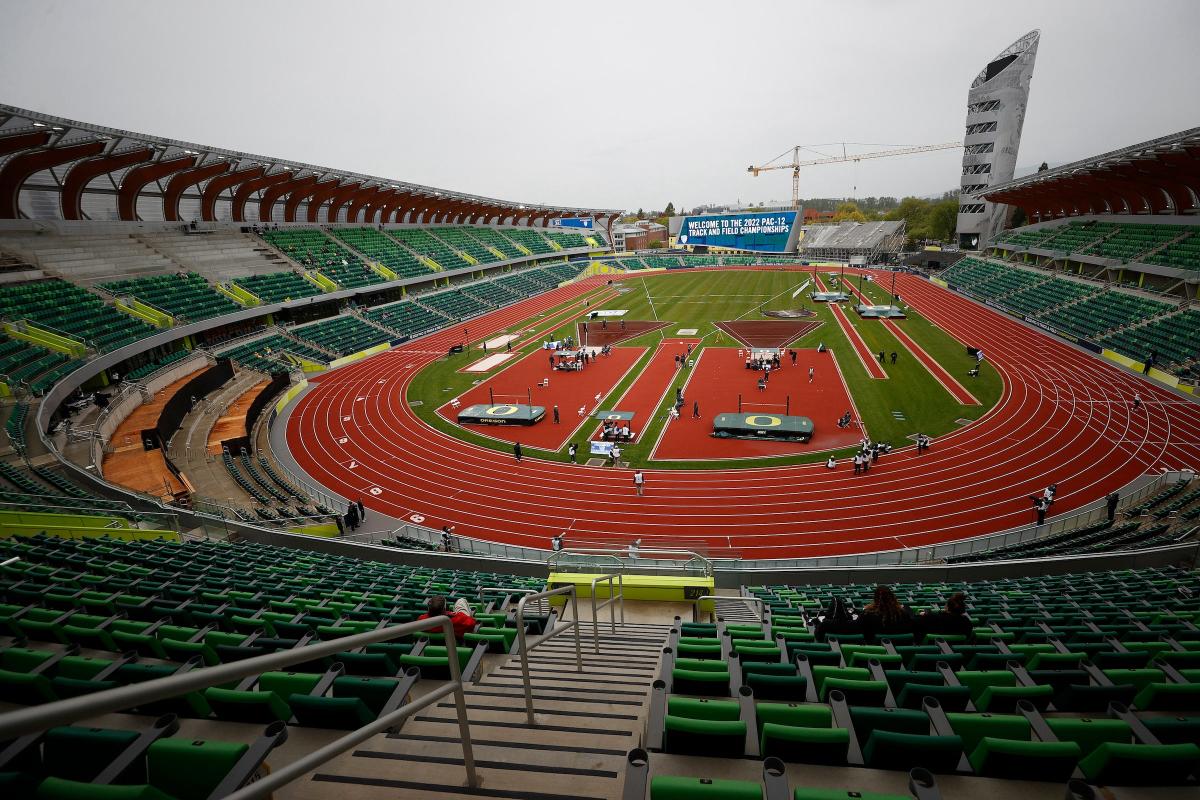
[982,127,1200,220]
[0,103,620,225]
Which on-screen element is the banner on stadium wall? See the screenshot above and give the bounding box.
[551,217,594,230]
[676,211,800,253]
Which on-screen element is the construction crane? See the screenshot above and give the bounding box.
[747,142,963,210]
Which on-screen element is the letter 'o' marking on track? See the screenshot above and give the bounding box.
[338,437,348,444]
[410,514,424,523]
[342,416,351,422]
[348,461,358,469]
[356,397,365,401]
[370,487,383,496]
[745,415,782,427]
[486,405,520,416]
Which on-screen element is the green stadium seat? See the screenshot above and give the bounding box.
[1078,742,1200,785]
[755,702,846,765]
[663,695,747,758]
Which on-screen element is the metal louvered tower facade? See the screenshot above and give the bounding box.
[956,30,1040,250]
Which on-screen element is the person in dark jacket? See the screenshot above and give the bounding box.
[859,585,915,641]
[918,592,973,642]
[815,597,861,642]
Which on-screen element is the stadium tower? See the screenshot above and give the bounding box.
[956,29,1040,250]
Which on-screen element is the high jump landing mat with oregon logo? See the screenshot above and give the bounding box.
[712,412,814,442]
[456,403,545,425]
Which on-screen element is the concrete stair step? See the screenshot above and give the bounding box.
[491,664,653,682]
[287,616,666,799]
[475,677,650,698]
[463,686,645,708]
[399,711,634,745]
[423,698,639,724]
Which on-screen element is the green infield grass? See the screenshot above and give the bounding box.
[406,268,1002,468]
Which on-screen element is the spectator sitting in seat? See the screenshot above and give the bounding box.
[918,592,973,642]
[859,585,915,642]
[814,596,861,642]
[418,595,477,642]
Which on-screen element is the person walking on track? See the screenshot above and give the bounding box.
[808,366,814,383]
[514,442,522,462]
[633,470,644,496]
[693,400,700,418]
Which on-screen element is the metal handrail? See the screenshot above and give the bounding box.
[0,615,478,794]
[547,547,715,576]
[516,585,582,725]
[692,594,764,624]
[478,586,549,615]
[547,549,625,571]
[478,586,536,599]
[0,494,141,517]
[589,573,624,653]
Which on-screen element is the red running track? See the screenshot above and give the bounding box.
[286,270,1200,559]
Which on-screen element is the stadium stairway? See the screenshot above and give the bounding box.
[710,597,766,625]
[167,370,273,506]
[305,619,672,799]
[347,308,405,342]
[278,326,341,362]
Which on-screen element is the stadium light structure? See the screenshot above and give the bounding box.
[955,30,1040,250]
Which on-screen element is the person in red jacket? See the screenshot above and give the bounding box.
[419,595,477,641]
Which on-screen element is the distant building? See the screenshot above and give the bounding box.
[613,221,666,252]
[804,209,835,223]
[956,29,1040,251]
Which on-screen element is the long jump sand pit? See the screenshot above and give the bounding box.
[484,333,521,349]
[461,352,516,373]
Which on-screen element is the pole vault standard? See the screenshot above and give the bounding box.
[488,388,533,405]
[738,394,790,415]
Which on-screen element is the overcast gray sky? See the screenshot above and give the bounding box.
[2,0,1196,212]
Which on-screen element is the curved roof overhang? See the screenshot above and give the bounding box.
[0,103,621,222]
